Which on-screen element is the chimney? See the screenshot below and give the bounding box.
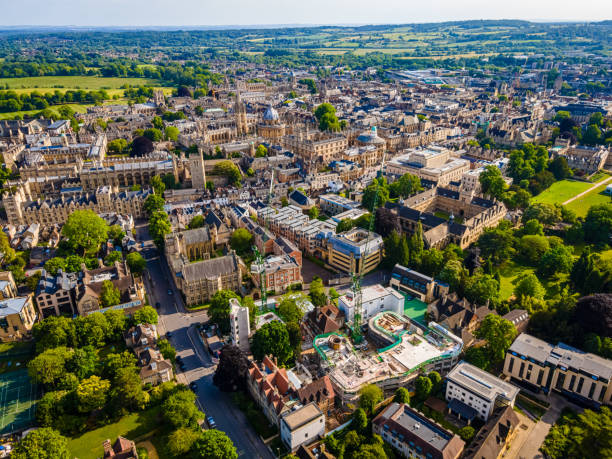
[103,439,113,457]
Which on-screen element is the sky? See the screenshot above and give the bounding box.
[1,0,611,27]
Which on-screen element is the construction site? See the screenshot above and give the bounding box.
[313,312,463,405]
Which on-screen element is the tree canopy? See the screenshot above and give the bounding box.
[61,210,109,255]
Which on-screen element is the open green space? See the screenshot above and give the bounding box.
[531,180,592,205]
[565,181,612,217]
[0,103,91,120]
[499,261,535,301]
[0,369,38,435]
[68,406,161,459]
[0,76,162,93]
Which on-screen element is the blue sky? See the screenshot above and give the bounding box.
[1,0,610,26]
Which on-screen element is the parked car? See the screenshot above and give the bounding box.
[207,416,217,429]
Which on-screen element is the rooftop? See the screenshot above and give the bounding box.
[447,361,519,403]
[281,402,323,431]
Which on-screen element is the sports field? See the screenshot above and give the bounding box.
[531,180,592,205]
[0,369,37,434]
[401,293,428,325]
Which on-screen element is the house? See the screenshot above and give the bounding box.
[426,293,491,345]
[35,269,78,318]
[297,376,335,415]
[247,355,297,425]
[289,189,314,210]
[280,402,325,452]
[0,296,37,341]
[304,304,345,338]
[103,437,138,459]
[124,324,158,348]
[372,402,465,459]
[462,405,520,459]
[502,309,529,334]
[0,272,17,299]
[135,347,173,386]
[445,361,519,422]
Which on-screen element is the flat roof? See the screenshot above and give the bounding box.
[281,402,322,431]
[447,361,519,402]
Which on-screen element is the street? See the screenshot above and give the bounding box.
[136,224,274,459]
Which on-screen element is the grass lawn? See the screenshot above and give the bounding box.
[499,261,535,301]
[564,181,612,217]
[531,180,592,205]
[68,407,161,459]
[0,76,162,92]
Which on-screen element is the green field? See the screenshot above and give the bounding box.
[565,181,612,217]
[0,369,38,435]
[532,180,592,205]
[401,293,428,325]
[68,407,161,459]
[0,76,162,93]
[0,103,91,120]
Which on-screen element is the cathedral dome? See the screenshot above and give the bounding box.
[263,105,280,122]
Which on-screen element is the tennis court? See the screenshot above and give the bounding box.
[0,369,37,434]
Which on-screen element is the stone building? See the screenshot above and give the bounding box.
[0,295,37,341]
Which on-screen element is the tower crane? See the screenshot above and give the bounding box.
[351,153,386,343]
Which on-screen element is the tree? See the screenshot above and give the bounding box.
[464,346,490,370]
[309,276,327,307]
[152,116,164,130]
[523,203,562,226]
[77,375,110,413]
[353,407,368,433]
[252,321,292,365]
[514,273,546,300]
[126,252,146,274]
[230,228,253,254]
[389,173,422,198]
[110,366,148,411]
[0,232,16,264]
[212,161,241,186]
[281,197,289,207]
[213,345,249,392]
[375,207,399,237]
[538,245,574,278]
[394,387,410,404]
[75,312,109,347]
[65,255,86,273]
[131,136,154,156]
[134,305,158,325]
[574,294,612,338]
[255,144,268,157]
[168,427,202,457]
[475,314,517,363]
[438,259,467,293]
[150,175,166,196]
[149,211,171,247]
[164,126,179,141]
[314,103,340,132]
[428,371,442,391]
[464,274,499,306]
[26,271,42,292]
[158,338,176,361]
[44,257,67,276]
[163,389,203,429]
[362,178,389,211]
[188,215,206,229]
[143,128,163,142]
[108,224,125,244]
[583,124,602,145]
[104,251,123,266]
[278,296,303,323]
[102,351,137,380]
[359,384,383,414]
[11,428,70,459]
[100,280,121,308]
[191,429,238,459]
[459,426,475,442]
[548,156,573,180]
[518,235,550,264]
[32,316,77,352]
[209,290,239,333]
[479,165,507,199]
[584,203,612,246]
[477,225,515,265]
[104,309,127,341]
[61,210,109,255]
[36,390,67,428]
[28,347,72,386]
[67,345,97,380]
[144,194,165,216]
[415,376,433,401]
[308,206,319,219]
[108,138,128,154]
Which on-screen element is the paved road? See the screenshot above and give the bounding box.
[135,223,274,459]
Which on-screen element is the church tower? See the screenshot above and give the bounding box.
[235,92,247,136]
[189,149,207,190]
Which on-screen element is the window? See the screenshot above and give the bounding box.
[588,382,596,399]
[577,377,584,393]
[537,369,544,386]
[569,375,576,391]
[519,362,525,378]
[508,357,515,373]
